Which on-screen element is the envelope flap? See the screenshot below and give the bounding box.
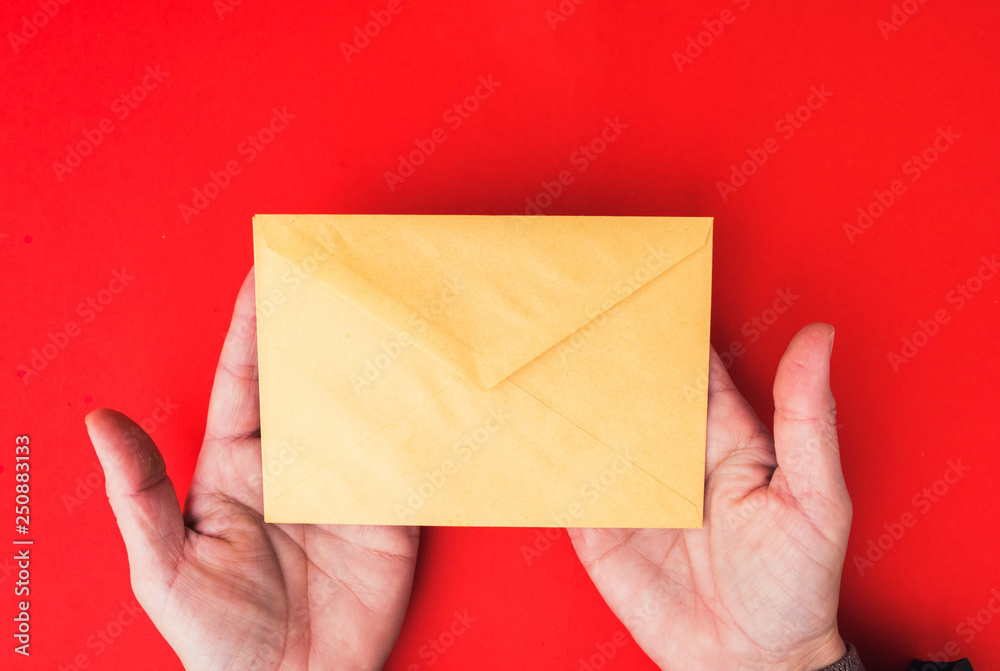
[255,214,712,389]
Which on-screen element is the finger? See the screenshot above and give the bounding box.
[204,268,260,443]
[771,323,846,500]
[566,527,633,570]
[705,346,775,482]
[86,408,184,584]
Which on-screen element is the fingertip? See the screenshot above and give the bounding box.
[240,266,256,303]
[566,527,595,559]
[566,527,622,555]
[707,346,724,371]
[85,409,166,489]
[84,407,117,443]
[566,527,597,547]
[707,345,738,396]
[794,322,835,353]
[779,324,835,383]
[85,408,136,443]
[773,323,840,435]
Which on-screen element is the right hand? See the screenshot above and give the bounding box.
[570,323,853,670]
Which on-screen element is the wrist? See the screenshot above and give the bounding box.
[776,629,847,671]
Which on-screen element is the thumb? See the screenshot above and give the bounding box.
[86,408,184,591]
[771,323,848,505]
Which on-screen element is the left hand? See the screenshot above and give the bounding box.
[86,268,419,671]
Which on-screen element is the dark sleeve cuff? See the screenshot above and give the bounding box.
[815,643,864,671]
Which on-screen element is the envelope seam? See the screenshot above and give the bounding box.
[492,228,714,388]
[265,215,712,393]
[506,380,701,517]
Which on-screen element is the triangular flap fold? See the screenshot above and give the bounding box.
[255,214,712,389]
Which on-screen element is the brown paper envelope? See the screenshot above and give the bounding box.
[253,214,712,527]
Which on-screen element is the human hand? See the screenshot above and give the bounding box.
[570,323,852,671]
[86,269,419,671]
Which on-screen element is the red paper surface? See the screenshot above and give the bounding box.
[2,1,998,669]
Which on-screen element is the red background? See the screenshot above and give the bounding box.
[3,0,999,669]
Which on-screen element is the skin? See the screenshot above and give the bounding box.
[570,323,852,671]
[89,266,851,670]
[86,269,419,671]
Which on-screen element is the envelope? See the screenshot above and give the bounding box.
[252,214,712,527]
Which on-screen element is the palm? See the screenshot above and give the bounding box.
[570,325,852,671]
[87,269,418,671]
